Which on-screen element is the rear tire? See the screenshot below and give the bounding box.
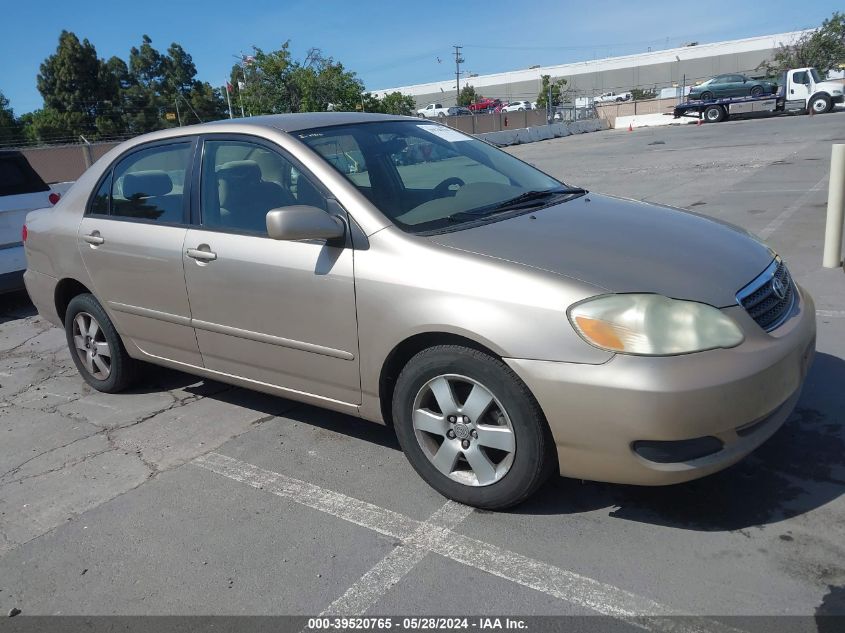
[703,105,725,123]
[392,345,553,510]
[65,293,138,393]
[750,85,764,98]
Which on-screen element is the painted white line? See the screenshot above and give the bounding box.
[816,309,845,318]
[193,452,417,539]
[320,501,473,616]
[758,175,828,239]
[195,453,744,633]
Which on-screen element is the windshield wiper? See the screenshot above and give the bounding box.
[446,187,585,222]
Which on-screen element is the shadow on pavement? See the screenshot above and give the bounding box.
[519,352,845,531]
[0,289,37,323]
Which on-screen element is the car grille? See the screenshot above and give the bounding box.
[736,258,796,332]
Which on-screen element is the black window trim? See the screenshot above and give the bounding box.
[85,136,199,229]
[191,132,340,240]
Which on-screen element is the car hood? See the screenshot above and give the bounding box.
[428,193,774,307]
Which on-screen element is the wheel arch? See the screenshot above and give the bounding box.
[378,331,504,427]
[55,278,94,322]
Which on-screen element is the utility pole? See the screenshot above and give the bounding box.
[175,99,182,126]
[225,82,234,119]
[453,45,464,103]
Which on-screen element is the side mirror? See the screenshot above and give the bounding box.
[266,206,345,241]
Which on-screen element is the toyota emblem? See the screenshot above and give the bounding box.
[771,277,787,300]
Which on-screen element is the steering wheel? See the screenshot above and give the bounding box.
[433,177,465,198]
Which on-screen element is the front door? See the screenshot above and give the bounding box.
[788,70,811,103]
[77,139,202,366]
[182,137,360,406]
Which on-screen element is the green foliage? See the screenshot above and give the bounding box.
[536,75,569,109]
[630,88,657,101]
[764,11,845,75]
[458,85,480,106]
[361,91,416,115]
[230,44,365,115]
[0,91,25,146]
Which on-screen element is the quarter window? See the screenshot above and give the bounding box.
[110,143,191,223]
[200,140,328,235]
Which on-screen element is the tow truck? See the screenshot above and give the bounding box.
[673,67,844,123]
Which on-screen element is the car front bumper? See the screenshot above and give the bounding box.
[505,286,816,485]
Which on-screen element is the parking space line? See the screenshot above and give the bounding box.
[193,452,418,539]
[758,175,828,239]
[817,309,845,318]
[194,453,746,632]
[319,501,473,616]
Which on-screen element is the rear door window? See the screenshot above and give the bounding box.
[110,143,192,223]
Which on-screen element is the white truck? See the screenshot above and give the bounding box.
[673,67,844,123]
[416,103,451,118]
[595,91,632,103]
[1,151,71,293]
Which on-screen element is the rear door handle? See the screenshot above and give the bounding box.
[82,232,104,245]
[186,247,217,262]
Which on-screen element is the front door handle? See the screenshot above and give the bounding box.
[186,247,217,262]
[82,231,105,245]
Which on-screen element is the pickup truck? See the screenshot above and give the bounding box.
[673,67,844,123]
[1,151,71,292]
[416,103,451,118]
[595,91,632,103]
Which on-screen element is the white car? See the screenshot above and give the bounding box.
[595,91,632,103]
[1,151,71,292]
[503,100,532,112]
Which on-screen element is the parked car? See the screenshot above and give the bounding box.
[688,74,778,101]
[467,98,501,113]
[0,151,71,293]
[24,113,815,509]
[503,101,532,112]
[446,106,472,116]
[595,91,632,103]
[416,103,451,118]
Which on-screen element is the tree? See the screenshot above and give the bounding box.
[630,88,657,101]
[458,85,480,106]
[378,92,416,115]
[36,30,121,140]
[536,75,569,109]
[0,92,25,146]
[765,11,845,75]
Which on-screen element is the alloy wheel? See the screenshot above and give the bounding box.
[411,374,516,487]
[72,311,112,380]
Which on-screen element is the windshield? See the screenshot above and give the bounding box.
[810,68,822,83]
[296,120,575,233]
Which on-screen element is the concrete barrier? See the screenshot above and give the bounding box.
[477,118,608,146]
[613,113,695,130]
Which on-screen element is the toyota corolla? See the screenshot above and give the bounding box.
[23,113,816,509]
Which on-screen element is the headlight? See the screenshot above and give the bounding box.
[568,294,744,356]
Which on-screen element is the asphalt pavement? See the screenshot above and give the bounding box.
[1,110,844,627]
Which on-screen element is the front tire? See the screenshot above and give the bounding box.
[65,293,137,393]
[810,94,831,114]
[699,91,714,102]
[392,345,553,509]
[750,85,764,98]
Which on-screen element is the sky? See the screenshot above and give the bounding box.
[0,0,841,114]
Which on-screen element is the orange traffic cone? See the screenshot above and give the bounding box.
[628,122,633,132]
[697,117,703,126]
[809,104,814,116]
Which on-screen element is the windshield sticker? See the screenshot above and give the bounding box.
[417,125,469,142]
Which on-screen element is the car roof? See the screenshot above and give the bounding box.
[138,112,418,140]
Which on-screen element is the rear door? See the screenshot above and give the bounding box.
[77,138,202,366]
